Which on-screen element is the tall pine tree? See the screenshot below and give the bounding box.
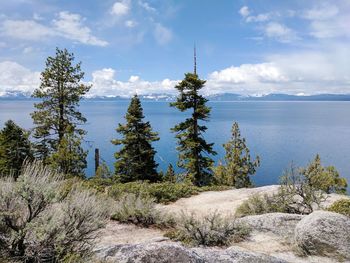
[112,95,160,182]
[31,48,90,176]
[0,120,32,178]
[170,50,216,186]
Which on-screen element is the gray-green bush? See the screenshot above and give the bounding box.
[235,193,287,217]
[165,212,250,246]
[111,193,174,228]
[0,161,111,262]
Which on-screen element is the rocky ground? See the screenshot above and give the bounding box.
[94,186,350,263]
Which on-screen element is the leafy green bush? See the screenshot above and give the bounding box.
[327,199,350,217]
[236,194,277,217]
[108,181,200,204]
[199,185,232,192]
[235,191,301,217]
[111,193,175,227]
[165,212,250,247]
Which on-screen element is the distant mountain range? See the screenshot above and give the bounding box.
[1,91,350,101]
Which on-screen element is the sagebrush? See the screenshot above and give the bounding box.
[165,212,250,246]
[111,193,175,228]
[0,161,111,262]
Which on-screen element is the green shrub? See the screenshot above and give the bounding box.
[235,193,294,217]
[199,185,232,192]
[165,212,250,247]
[108,181,199,204]
[327,199,350,217]
[111,193,175,227]
[236,194,274,217]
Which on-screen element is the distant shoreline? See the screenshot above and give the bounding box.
[2,93,350,102]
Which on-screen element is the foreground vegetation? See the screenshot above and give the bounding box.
[0,161,111,262]
[165,212,250,246]
[236,155,348,217]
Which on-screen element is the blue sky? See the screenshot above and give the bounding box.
[0,0,349,97]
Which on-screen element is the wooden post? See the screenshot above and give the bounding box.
[95,148,100,173]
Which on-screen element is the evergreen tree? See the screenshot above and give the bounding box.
[112,95,160,182]
[0,120,32,178]
[47,127,87,178]
[95,161,113,179]
[301,154,347,194]
[171,72,216,186]
[164,164,176,183]
[213,122,260,188]
[31,48,90,176]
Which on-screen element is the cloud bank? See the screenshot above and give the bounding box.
[1,42,349,97]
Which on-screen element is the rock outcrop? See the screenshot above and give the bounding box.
[95,242,288,263]
[294,211,350,260]
[237,213,304,238]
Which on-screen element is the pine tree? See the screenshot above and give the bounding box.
[213,122,260,188]
[164,164,176,183]
[112,95,160,182]
[31,48,90,176]
[47,128,87,178]
[301,154,347,194]
[170,72,216,186]
[0,120,32,178]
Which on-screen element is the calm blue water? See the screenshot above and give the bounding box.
[1,100,349,188]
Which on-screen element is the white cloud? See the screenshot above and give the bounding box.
[33,13,44,21]
[88,68,178,97]
[239,5,271,23]
[138,1,156,12]
[309,19,348,38]
[208,63,287,84]
[1,20,54,40]
[246,13,271,23]
[263,22,297,43]
[111,0,130,16]
[154,23,172,45]
[125,20,137,28]
[302,3,349,39]
[204,44,350,95]
[0,61,40,95]
[0,12,108,46]
[129,75,140,82]
[239,6,250,17]
[53,11,108,46]
[303,4,339,20]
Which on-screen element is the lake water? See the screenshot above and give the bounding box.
[1,100,349,188]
